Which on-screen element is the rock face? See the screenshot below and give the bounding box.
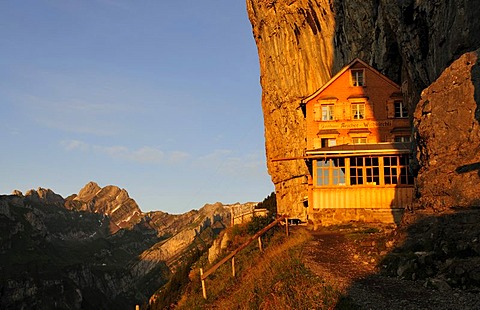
[24,187,65,207]
[65,181,142,230]
[247,0,480,218]
[413,49,480,212]
[246,0,336,217]
[133,202,230,277]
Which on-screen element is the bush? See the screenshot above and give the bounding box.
[247,215,274,236]
[256,192,277,217]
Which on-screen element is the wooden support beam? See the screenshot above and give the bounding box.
[285,217,289,237]
[200,268,207,300]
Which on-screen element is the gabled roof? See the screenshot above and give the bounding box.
[301,58,400,104]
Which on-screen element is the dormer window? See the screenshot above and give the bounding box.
[351,69,364,86]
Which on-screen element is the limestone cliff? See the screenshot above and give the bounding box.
[133,202,230,277]
[65,181,142,230]
[247,0,480,218]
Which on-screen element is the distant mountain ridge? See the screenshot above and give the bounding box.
[65,181,143,232]
[0,182,255,309]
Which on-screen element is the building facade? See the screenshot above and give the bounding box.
[301,59,414,225]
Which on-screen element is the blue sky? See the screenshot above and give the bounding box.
[0,1,273,213]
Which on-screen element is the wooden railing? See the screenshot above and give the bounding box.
[199,214,288,299]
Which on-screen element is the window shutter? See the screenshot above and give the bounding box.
[313,104,321,121]
[334,104,342,120]
[365,101,373,119]
[313,138,321,149]
[386,101,395,118]
[344,102,351,119]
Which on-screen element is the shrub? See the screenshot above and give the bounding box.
[256,192,277,217]
[176,229,342,310]
[246,215,274,235]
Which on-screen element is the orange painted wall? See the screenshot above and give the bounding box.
[305,61,410,150]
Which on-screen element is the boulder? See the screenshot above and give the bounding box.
[413,49,480,212]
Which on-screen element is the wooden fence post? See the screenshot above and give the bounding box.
[285,217,289,236]
[258,236,263,252]
[200,268,207,299]
[199,214,286,298]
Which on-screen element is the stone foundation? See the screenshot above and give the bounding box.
[310,208,404,227]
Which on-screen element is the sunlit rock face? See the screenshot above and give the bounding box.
[247,0,480,219]
[65,181,142,229]
[413,49,480,213]
[246,0,336,218]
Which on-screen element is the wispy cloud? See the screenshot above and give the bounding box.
[61,140,189,164]
[195,149,267,178]
[109,146,165,164]
[16,93,131,136]
[1,123,21,136]
[61,140,90,152]
[9,68,143,136]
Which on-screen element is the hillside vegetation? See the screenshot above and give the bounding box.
[166,225,342,310]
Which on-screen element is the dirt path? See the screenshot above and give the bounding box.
[301,226,480,310]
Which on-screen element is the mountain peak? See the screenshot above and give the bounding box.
[68,182,142,229]
[77,181,102,201]
[24,187,64,207]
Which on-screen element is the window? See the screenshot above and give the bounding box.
[321,105,334,121]
[350,157,364,185]
[399,155,414,185]
[394,136,411,142]
[350,157,379,186]
[316,158,346,186]
[352,137,367,144]
[352,103,365,119]
[321,138,336,148]
[351,69,364,86]
[384,156,398,185]
[315,155,413,187]
[365,157,380,185]
[394,101,408,118]
[384,155,413,185]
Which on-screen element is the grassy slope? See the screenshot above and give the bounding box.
[174,226,342,310]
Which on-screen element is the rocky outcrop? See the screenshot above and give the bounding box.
[412,49,480,212]
[379,51,480,288]
[133,202,230,277]
[247,0,480,219]
[208,230,231,263]
[381,209,480,289]
[65,181,142,229]
[24,187,65,207]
